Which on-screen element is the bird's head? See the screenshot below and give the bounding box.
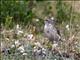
[44,17,56,25]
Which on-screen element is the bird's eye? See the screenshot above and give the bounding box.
[46,19,48,21]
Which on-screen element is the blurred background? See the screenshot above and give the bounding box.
[0,0,80,60]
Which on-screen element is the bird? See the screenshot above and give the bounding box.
[44,17,61,44]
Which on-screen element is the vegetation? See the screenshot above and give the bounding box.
[0,0,80,60]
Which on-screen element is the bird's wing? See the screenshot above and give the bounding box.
[49,25,61,41]
[56,27,61,36]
